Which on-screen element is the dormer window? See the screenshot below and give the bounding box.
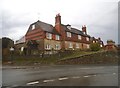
[67,24,71,30]
[32,24,35,30]
[46,32,52,39]
[67,32,71,37]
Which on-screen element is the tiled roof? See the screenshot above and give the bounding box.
[61,24,90,37]
[32,20,60,35]
[29,21,90,37]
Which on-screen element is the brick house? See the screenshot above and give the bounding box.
[54,14,91,50]
[24,14,91,54]
[16,14,104,55]
[105,40,117,51]
[90,37,104,48]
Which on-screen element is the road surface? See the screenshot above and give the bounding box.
[2,65,118,87]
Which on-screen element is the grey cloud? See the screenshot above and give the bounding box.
[1,0,118,44]
[2,11,31,37]
[2,12,30,29]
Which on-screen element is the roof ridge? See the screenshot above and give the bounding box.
[62,24,82,32]
[71,27,82,32]
[37,20,53,26]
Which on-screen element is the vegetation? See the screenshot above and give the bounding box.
[3,50,118,66]
[2,37,14,49]
[3,50,103,65]
[57,51,118,65]
[90,43,101,51]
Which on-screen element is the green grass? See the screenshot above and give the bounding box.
[59,50,104,61]
[3,50,106,65]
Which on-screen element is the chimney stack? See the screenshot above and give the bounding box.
[55,13,61,34]
[55,13,61,25]
[82,25,87,34]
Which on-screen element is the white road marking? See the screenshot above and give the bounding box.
[27,81,39,85]
[93,75,97,76]
[72,76,80,79]
[43,79,55,83]
[83,75,91,78]
[12,85,18,87]
[79,68,91,69]
[113,73,116,75]
[58,77,68,80]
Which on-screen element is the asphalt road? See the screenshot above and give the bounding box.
[2,65,118,87]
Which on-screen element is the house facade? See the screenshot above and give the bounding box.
[16,14,104,55]
[90,37,104,48]
[24,14,91,54]
[105,40,117,51]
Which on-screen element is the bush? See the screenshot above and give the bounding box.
[90,43,101,51]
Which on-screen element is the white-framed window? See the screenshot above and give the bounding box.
[69,42,73,48]
[46,32,52,39]
[76,43,79,48]
[56,35,60,40]
[83,32,86,34]
[55,44,60,50]
[32,24,35,30]
[67,32,71,37]
[45,44,51,49]
[87,44,90,49]
[67,25,71,30]
[93,41,95,43]
[86,37,89,41]
[78,35,82,40]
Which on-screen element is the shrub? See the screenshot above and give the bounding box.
[90,43,101,51]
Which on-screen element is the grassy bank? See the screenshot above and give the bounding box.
[2,50,119,66]
[57,51,118,65]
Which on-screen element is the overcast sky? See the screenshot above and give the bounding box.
[1,0,119,44]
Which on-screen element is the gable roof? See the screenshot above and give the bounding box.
[30,20,60,35]
[61,24,90,37]
[36,20,53,32]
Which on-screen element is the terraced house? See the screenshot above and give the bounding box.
[16,14,103,55]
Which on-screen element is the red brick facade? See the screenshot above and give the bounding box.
[15,13,104,53]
